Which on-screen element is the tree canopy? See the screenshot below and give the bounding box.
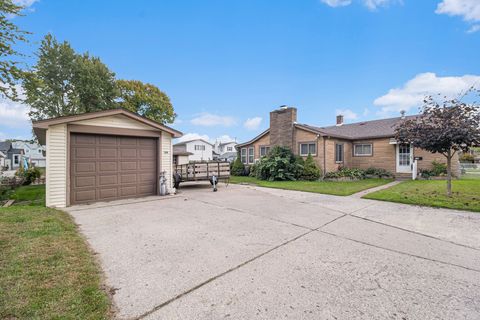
[0,0,29,100]
[116,79,176,124]
[395,94,480,196]
[23,34,118,121]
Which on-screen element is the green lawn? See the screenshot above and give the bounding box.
[9,185,46,206]
[230,176,393,196]
[363,179,480,212]
[0,185,112,319]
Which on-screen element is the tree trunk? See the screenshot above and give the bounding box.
[446,150,452,197]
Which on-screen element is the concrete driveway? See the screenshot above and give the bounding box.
[65,183,480,320]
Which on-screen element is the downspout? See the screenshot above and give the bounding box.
[323,136,327,179]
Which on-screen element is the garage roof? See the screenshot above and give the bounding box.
[32,108,183,144]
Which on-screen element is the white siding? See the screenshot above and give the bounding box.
[185,140,214,161]
[161,132,173,190]
[72,114,154,130]
[46,124,67,208]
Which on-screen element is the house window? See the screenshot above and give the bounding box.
[335,144,344,163]
[354,144,373,156]
[259,146,270,157]
[227,147,233,151]
[299,143,316,156]
[14,155,19,165]
[241,148,247,164]
[248,147,254,164]
[194,145,206,151]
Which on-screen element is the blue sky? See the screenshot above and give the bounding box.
[1,0,479,143]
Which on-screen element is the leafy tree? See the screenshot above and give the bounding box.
[116,79,176,124]
[0,0,30,100]
[23,34,118,120]
[395,95,480,196]
[301,153,321,181]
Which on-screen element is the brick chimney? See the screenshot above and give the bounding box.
[336,114,344,126]
[269,106,297,150]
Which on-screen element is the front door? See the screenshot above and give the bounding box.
[396,144,412,173]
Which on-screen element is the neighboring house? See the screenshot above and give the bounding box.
[12,140,46,167]
[0,150,6,168]
[237,106,460,178]
[32,108,182,207]
[173,145,193,165]
[173,139,214,162]
[0,141,24,170]
[213,140,237,162]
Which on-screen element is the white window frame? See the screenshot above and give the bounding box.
[353,144,373,157]
[299,142,317,156]
[241,148,247,164]
[259,146,270,157]
[227,146,233,152]
[14,155,19,165]
[248,147,254,164]
[194,145,206,151]
[335,143,344,163]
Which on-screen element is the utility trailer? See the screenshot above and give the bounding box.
[173,161,230,191]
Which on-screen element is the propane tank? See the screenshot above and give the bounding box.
[159,171,167,196]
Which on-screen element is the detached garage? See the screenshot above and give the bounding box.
[33,109,182,208]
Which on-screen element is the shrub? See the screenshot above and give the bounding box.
[301,154,321,181]
[230,157,245,176]
[431,160,447,176]
[459,153,475,163]
[419,168,434,179]
[249,163,258,177]
[365,167,393,178]
[15,167,42,185]
[324,167,366,180]
[255,146,303,181]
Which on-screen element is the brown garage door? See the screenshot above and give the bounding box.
[70,133,157,205]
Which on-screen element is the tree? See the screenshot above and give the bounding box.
[116,79,176,124]
[231,156,245,176]
[395,96,480,196]
[23,34,118,120]
[0,0,30,100]
[301,153,321,181]
[255,146,304,181]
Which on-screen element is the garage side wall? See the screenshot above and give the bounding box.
[161,132,173,190]
[46,124,67,208]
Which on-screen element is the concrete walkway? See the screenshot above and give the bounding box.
[66,183,480,320]
[349,180,401,198]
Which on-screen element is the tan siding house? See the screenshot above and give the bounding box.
[237,106,460,178]
[33,109,182,207]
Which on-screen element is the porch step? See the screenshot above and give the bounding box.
[395,173,412,181]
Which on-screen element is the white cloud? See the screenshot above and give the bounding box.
[190,113,236,127]
[335,109,358,120]
[436,0,480,22]
[467,24,480,33]
[320,0,352,7]
[13,0,39,7]
[320,0,398,9]
[373,72,480,115]
[215,135,236,143]
[0,87,30,129]
[243,117,262,131]
[176,133,211,143]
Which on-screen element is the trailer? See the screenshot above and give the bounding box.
[173,161,230,191]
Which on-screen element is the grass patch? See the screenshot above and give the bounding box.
[230,176,393,196]
[0,206,111,319]
[10,185,46,206]
[363,179,480,212]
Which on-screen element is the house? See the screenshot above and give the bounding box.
[237,106,460,178]
[12,140,46,167]
[0,150,6,168]
[173,139,214,162]
[173,145,193,165]
[32,108,182,207]
[0,141,24,170]
[213,140,237,162]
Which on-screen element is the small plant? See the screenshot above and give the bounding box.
[15,167,42,185]
[459,153,475,163]
[301,154,321,181]
[431,160,447,176]
[365,167,393,178]
[325,167,366,180]
[419,168,434,179]
[230,157,246,176]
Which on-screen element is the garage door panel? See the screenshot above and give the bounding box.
[99,148,117,158]
[70,133,157,205]
[74,162,96,173]
[75,176,96,188]
[99,175,118,186]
